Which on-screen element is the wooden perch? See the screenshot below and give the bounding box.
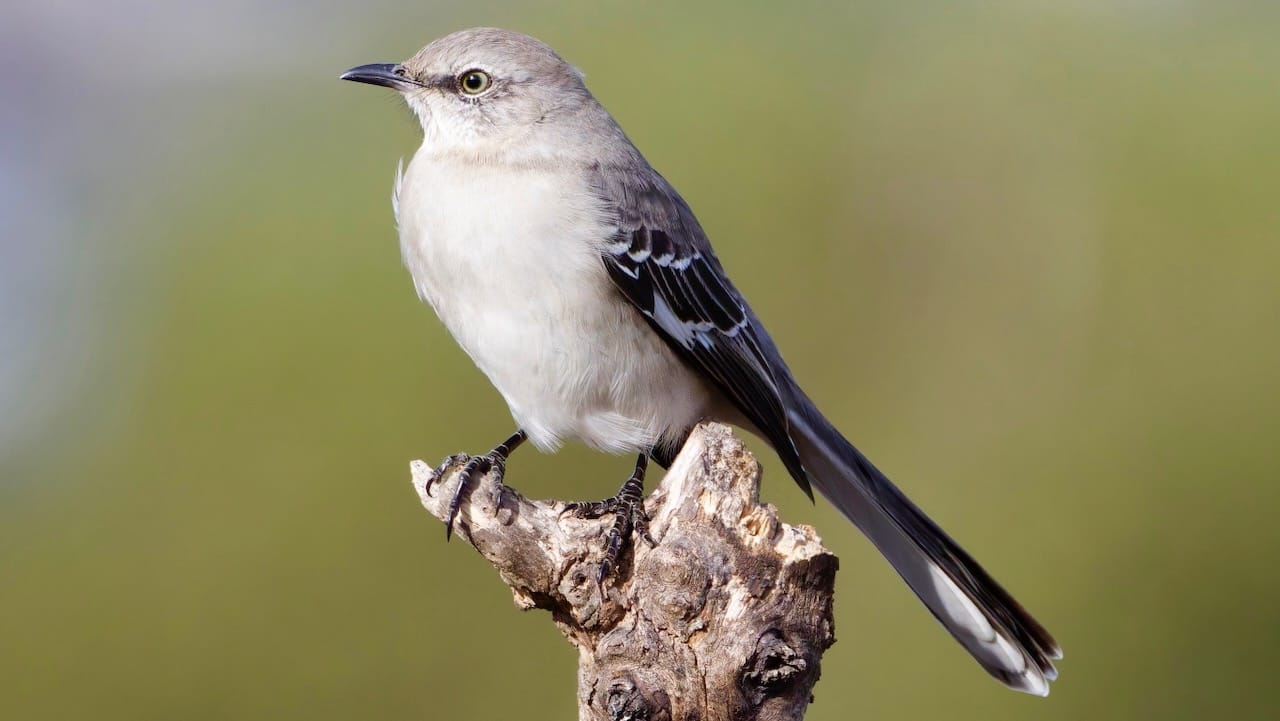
[411,422,838,721]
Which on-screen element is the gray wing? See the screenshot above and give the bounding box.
[591,167,810,491]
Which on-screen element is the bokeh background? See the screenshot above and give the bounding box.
[3,1,1278,719]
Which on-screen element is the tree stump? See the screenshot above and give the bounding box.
[411,422,838,721]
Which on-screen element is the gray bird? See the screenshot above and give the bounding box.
[342,27,1061,695]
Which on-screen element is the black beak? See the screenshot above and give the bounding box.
[340,63,415,91]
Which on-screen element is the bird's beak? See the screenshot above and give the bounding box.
[340,63,416,91]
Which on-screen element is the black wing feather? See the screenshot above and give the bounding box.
[594,170,810,493]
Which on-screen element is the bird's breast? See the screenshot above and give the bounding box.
[397,159,606,311]
[394,154,711,453]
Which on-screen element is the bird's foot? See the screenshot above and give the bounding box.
[426,430,527,540]
[562,454,654,581]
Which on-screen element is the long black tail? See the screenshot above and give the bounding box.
[783,389,1061,695]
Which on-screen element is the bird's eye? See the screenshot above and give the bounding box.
[458,70,492,95]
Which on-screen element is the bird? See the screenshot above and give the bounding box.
[341,27,1061,696]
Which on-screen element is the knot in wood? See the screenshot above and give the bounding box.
[605,675,669,721]
[740,630,809,707]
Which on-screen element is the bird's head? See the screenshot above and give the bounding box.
[342,27,594,156]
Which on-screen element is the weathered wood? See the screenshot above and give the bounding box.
[411,422,838,721]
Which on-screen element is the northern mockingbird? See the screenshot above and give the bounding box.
[342,27,1060,695]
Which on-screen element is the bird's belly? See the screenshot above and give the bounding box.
[397,160,711,454]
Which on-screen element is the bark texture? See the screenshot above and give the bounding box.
[411,422,838,721]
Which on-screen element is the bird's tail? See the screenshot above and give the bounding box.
[783,391,1061,695]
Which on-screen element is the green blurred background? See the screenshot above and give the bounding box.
[3,1,1278,719]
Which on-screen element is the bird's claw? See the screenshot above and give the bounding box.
[425,453,468,496]
[440,452,508,540]
[430,431,528,541]
[562,455,652,582]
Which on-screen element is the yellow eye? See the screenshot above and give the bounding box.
[458,70,492,95]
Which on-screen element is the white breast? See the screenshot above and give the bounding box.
[394,152,711,454]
